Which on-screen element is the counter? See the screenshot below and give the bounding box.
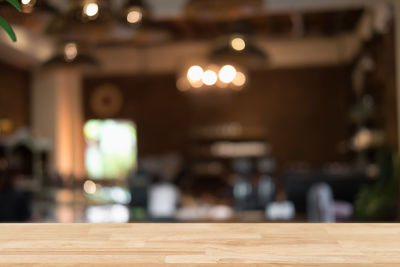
[0,223,399,266]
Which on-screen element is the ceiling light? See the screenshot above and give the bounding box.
[232,71,246,87]
[187,65,203,82]
[219,65,236,83]
[202,70,218,86]
[180,63,247,92]
[64,42,78,62]
[127,7,143,24]
[83,2,99,18]
[231,37,246,51]
[83,180,97,194]
[21,0,36,13]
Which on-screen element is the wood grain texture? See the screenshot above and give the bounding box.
[0,224,399,266]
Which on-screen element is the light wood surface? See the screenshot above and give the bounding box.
[0,223,399,266]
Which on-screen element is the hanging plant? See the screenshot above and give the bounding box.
[0,0,21,42]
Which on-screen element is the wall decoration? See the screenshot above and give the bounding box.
[90,84,123,118]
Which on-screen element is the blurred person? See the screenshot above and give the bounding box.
[257,175,275,209]
[307,183,335,222]
[129,168,150,221]
[233,158,256,210]
[257,158,276,209]
[148,175,180,221]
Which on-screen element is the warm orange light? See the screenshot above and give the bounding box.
[64,43,78,62]
[232,71,246,87]
[187,65,203,82]
[219,65,237,83]
[84,180,97,194]
[231,37,246,51]
[127,8,143,24]
[83,2,99,17]
[202,70,218,86]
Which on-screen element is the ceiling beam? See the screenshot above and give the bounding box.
[86,33,361,76]
[147,0,392,19]
[265,0,392,13]
[0,26,55,69]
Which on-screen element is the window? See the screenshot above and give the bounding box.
[84,119,137,180]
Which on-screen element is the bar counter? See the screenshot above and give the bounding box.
[0,223,399,266]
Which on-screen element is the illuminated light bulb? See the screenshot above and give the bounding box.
[83,180,97,194]
[219,65,237,83]
[231,37,246,51]
[64,42,78,62]
[21,0,35,13]
[202,70,218,86]
[127,8,143,24]
[83,2,99,17]
[232,71,246,87]
[187,65,203,82]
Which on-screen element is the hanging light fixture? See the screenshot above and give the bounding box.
[211,20,268,67]
[219,65,237,83]
[123,0,147,25]
[177,19,267,93]
[230,36,246,51]
[210,34,268,68]
[21,0,60,14]
[119,0,172,47]
[82,0,99,20]
[64,42,78,62]
[177,62,247,93]
[202,69,218,86]
[21,0,36,13]
[43,41,99,67]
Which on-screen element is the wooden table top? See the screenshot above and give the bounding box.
[0,223,399,266]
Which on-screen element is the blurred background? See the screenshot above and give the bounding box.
[0,0,399,223]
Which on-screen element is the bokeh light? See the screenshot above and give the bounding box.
[231,37,246,51]
[84,180,97,194]
[232,71,246,87]
[127,8,143,24]
[219,65,237,83]
[181,64,247,92]
[187,65,203,82]
[202,70,218,86]
[83,2,99,17]
[64,43,78,62]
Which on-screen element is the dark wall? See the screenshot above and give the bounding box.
[84,66,352,177]
[0,61,30,132]
[370,29,398,149]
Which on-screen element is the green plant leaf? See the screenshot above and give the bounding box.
[0,15,17,42]
[5,0,21,11]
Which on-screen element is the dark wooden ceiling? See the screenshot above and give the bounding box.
[163,9,364,41]
[0,1,364,47]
